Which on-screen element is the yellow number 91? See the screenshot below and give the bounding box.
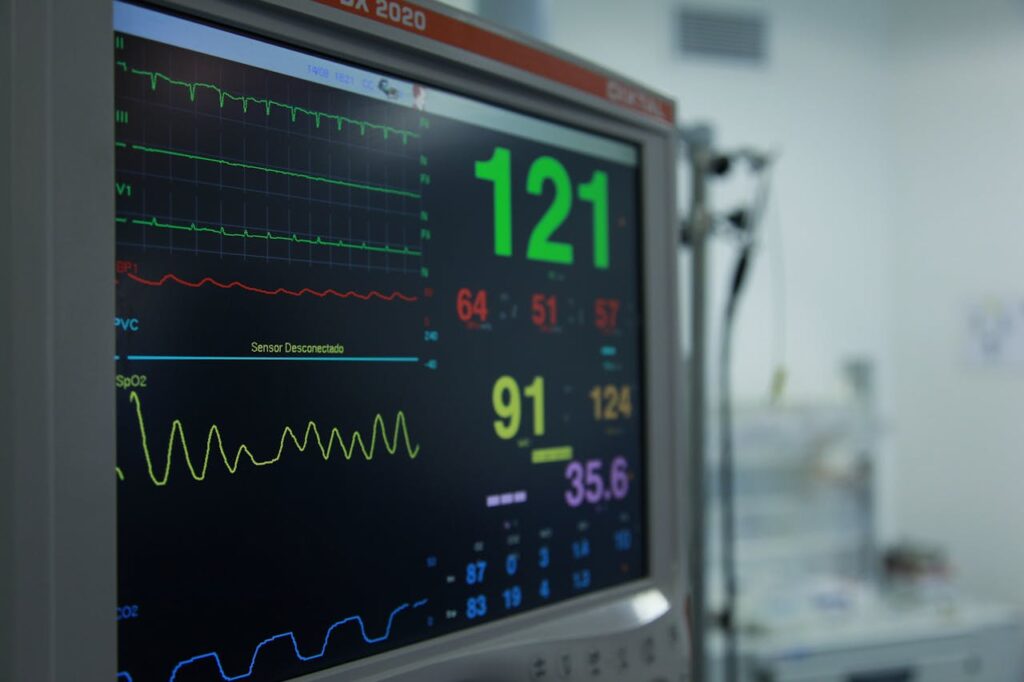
[492,375,545,440]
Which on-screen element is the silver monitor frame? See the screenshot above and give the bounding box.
[0,1,690,679]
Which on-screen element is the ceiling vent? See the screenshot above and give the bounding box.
[678,7,767,63]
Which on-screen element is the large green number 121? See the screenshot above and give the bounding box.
[474,146,610,269]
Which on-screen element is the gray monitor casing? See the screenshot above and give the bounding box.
[0,1,692,679]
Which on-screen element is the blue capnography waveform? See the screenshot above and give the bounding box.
[116,598,428,681]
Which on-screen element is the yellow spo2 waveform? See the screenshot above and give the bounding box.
[118,391,420,485]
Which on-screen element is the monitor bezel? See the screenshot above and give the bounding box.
[0,1,686,679]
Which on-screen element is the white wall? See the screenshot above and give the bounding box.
[887,0,1024,606]
[434,0,475,14]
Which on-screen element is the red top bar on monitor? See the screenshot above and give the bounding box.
[311,0,677,126]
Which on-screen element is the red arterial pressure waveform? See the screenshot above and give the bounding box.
[122,271,418,302]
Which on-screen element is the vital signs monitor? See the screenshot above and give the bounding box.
[0,1,690,680]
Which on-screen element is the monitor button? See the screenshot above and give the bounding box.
[666,623,681,649]
[613,644,630,672]
[641,635,657,665]
[556,652,573,679]
[530,656,549,680]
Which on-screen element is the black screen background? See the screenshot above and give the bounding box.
[115,8,647,681]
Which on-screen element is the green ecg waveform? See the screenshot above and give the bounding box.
[126,143,422,199]
[118,390,421,486]
[115,61,420,143]
[116,216,422,257]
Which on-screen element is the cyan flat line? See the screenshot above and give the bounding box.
[123,355,420,363]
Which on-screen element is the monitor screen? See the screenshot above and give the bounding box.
[114,3,645,680]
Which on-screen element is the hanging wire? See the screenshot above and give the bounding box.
[718,159,773,682]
